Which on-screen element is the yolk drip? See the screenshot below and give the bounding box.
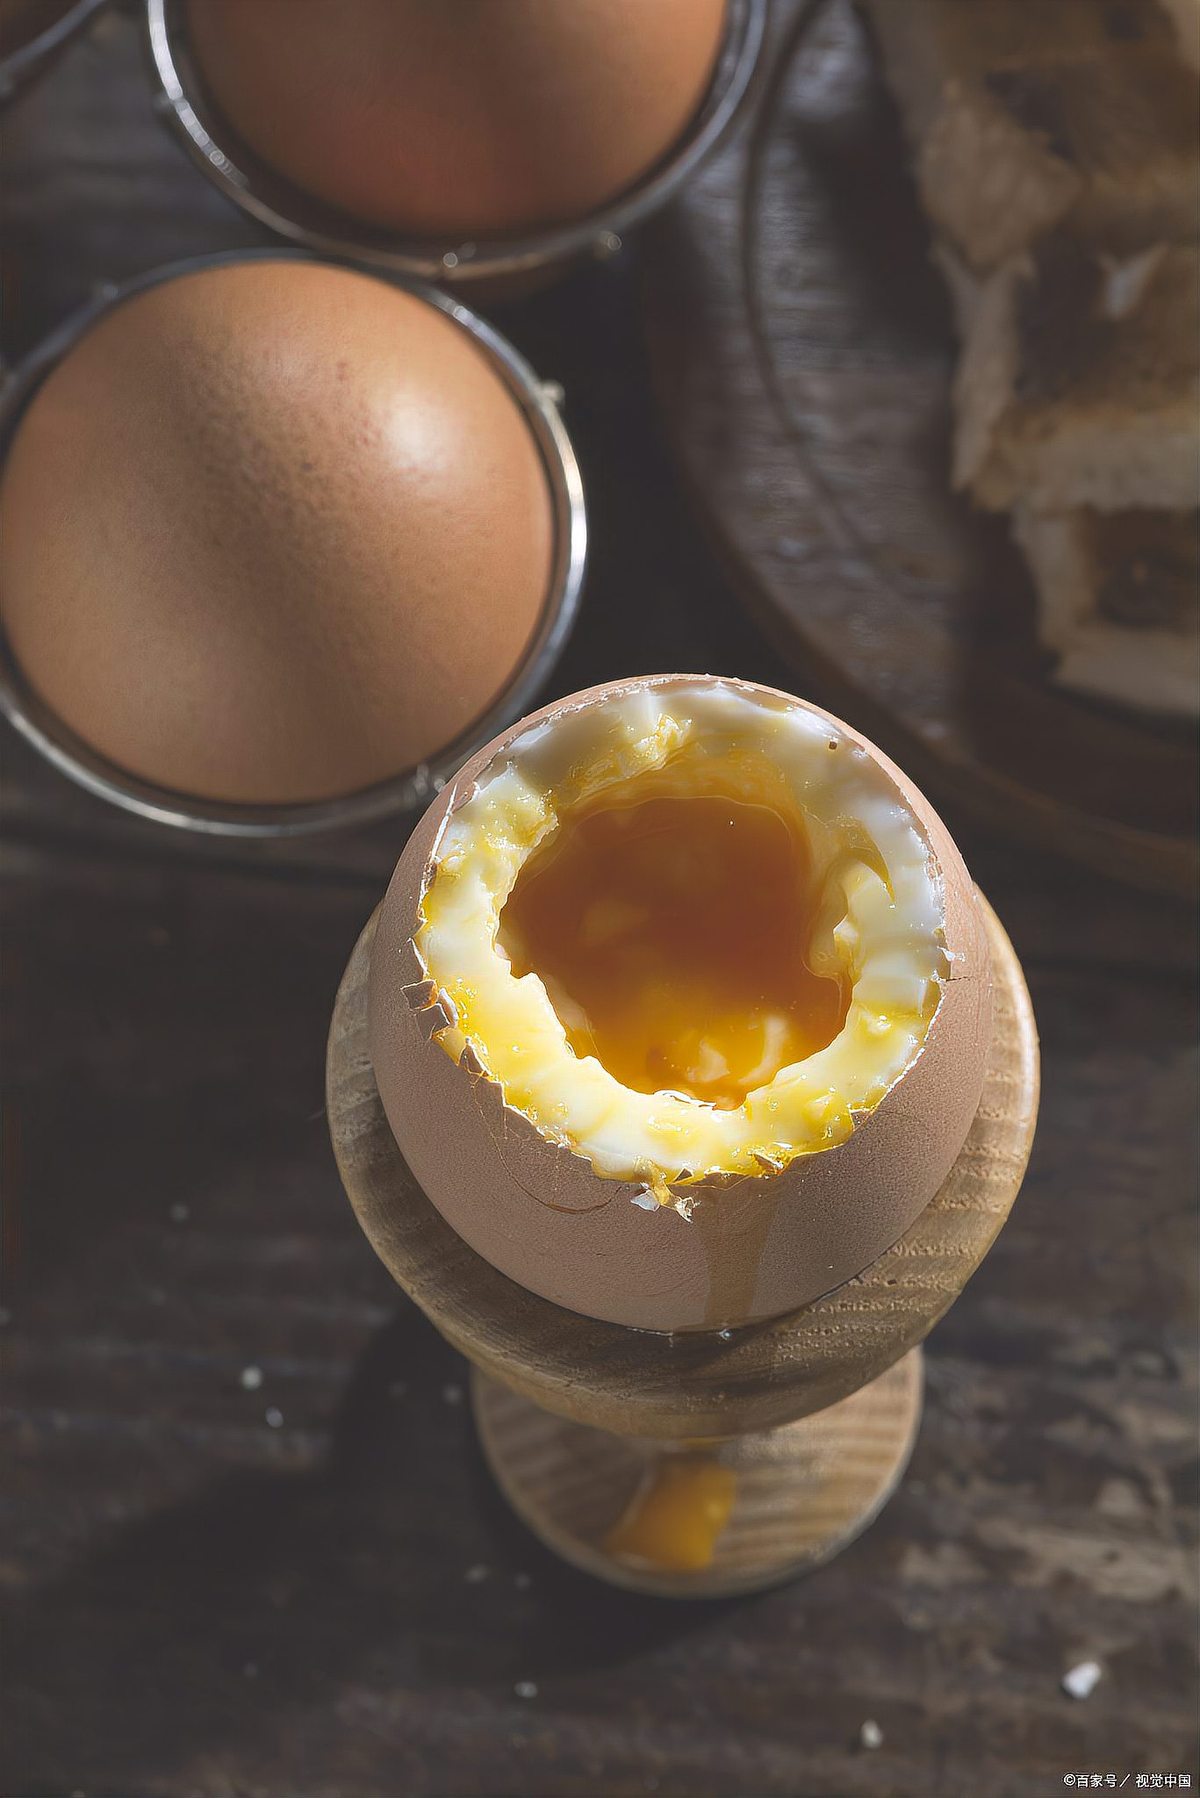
[604,1456,736,1573]
[499,782,849,1109]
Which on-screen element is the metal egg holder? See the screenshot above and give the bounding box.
[327,901,1039,1599]
[0,249,587,838]
[144,0,767,291]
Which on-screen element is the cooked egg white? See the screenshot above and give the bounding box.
[414,681,946,1204]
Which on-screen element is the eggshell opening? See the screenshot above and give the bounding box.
[369,676,994,1332]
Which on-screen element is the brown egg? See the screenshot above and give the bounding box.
[185,0,728,238]
[0,259,555,805]
[368,675,994,1333]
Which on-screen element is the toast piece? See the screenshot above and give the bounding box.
[866,0,1180,140]
[865,0,1198,267]
[946,237,1200,512]
[1013,504,1200,715]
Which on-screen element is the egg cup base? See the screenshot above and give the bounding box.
[472,1346,923,1597]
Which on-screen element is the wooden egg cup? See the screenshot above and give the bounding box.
[327,899,1038,1598]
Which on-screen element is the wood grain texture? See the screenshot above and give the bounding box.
[327,894,1038,1440]
[640,0,1199,900]
[3,12,1197,1796]
[475,1350,923,1598]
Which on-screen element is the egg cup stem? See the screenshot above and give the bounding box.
[327,897,1037,1595]
[472,1349,923,1597]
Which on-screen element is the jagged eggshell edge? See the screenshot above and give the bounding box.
[367,675,993,1332]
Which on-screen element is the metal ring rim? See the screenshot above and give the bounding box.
[143,0,769,284]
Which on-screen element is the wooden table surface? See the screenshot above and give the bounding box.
[2,11,1197,1797]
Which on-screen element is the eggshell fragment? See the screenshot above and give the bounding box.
[0,259,554,804]
[368,676,994,1333]
[185,0,728,237]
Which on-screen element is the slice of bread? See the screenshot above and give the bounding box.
[865,0,1197,267]
[864,0,1200,717]
[946,238,1199,512]
[866,0,1180,141]
[1014,504,1199,715]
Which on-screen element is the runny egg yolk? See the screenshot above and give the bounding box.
[499,777,850,1110]
[415,686,948,1195]
[604,1455,737,1573]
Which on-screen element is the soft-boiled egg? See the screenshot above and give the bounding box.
[0,258,558,807]
[185,0,728,238]
[368,675,993,1332]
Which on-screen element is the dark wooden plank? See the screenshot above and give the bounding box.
[1,8,1196,1797]
[3,846,1196,1795]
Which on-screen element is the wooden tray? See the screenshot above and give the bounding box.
[641,0,1198,900]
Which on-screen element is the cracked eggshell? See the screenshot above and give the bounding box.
[367,675,993,1333]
